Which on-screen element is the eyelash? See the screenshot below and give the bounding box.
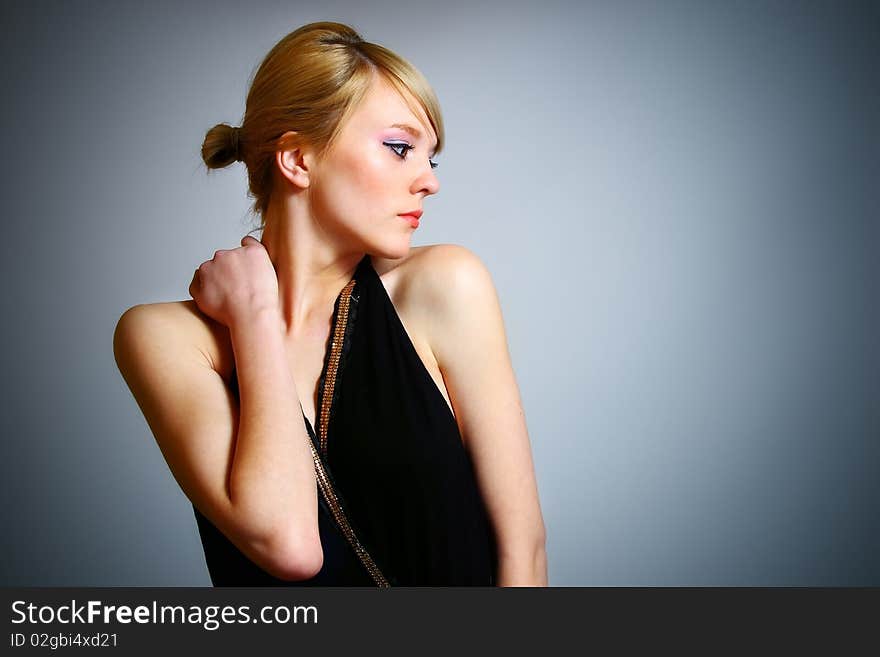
[383,141,439,169]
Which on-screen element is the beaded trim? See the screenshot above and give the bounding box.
[310,275,390,587]
[318,278,356,458]
[307,438,390,587]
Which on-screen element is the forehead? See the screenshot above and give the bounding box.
[344,76,437,149]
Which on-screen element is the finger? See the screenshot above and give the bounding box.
[241,235,259,247]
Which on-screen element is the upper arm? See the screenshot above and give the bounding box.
[112,304,310,580]
[417,246,546,555]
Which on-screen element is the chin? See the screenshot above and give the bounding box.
[370,238,411,261]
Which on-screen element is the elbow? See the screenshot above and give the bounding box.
[497,537,546,564]
[535,521,548,557]
[501,524,546,559]
[261,528,324,582]
[228,490,324,581]
[495,525,548,586]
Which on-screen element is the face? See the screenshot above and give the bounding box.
[301,75,441,259]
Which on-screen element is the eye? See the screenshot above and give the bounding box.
[384,140,439,170]
[383,140,414,159]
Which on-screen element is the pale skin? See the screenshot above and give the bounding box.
[113,74,546,585]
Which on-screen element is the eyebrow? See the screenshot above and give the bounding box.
[390,123,438,154]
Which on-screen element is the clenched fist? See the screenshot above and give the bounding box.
[189,235,280,329]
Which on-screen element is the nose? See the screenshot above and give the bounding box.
[412,163,440,196]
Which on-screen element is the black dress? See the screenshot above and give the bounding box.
[192,253,497,586]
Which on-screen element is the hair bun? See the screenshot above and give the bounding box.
[201,122,242,170]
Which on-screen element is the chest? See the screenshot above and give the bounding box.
[290,306,453,433]
[210,262,455,431]
[286,334,331,433]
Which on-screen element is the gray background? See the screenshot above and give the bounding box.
[1,0,876,585]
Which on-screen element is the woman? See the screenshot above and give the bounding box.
[113,21,546,586]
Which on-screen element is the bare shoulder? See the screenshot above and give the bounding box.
[372,243,489,297]
[372,244,498,364]
[113,301,234,383]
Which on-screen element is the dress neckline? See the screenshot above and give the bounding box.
[301,253,373,452]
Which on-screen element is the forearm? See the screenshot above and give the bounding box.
[226,308,318,549]
[496,542,548,587]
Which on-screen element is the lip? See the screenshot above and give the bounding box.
[398,209,422,229]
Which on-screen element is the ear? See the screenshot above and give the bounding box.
[275,131,313,189]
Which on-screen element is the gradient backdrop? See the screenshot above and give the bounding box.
[1,0,877,585]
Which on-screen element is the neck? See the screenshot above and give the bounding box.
[259,194,365,339]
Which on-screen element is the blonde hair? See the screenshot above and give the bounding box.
[201,21,444,227]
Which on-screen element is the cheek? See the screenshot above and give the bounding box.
[314,151,393,221]
[339,152,394,208]
[344,149,390,194]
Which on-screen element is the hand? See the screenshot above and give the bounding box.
[188,235,280,329]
